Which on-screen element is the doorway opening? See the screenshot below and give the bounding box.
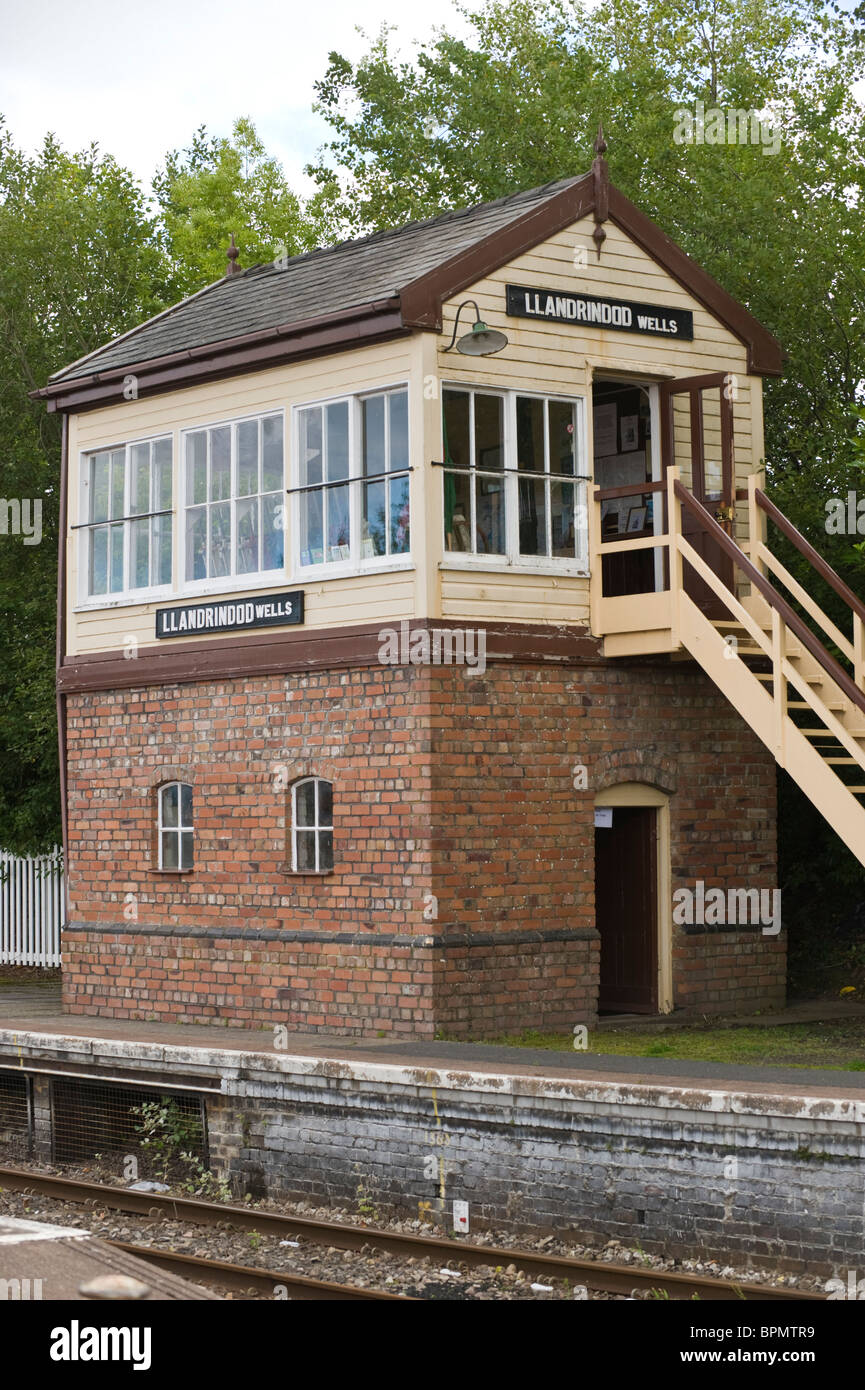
[592,377,662,597]
[594,784,672,1015]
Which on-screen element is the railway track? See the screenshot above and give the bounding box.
[0,1165,825,1301]
[109,1241,413,1300]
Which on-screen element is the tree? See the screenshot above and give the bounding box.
[308,0,865,954]
[153,117,333,298]
[0,121,163,853]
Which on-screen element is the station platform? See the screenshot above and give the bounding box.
[1,981,863,1102]
[2,983,864,1274]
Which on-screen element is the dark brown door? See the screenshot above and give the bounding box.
[595,806,658,1013]
[659,372,735,616]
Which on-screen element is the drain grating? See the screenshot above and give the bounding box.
[0,1071,30,1159]
[51,1078,207,1180]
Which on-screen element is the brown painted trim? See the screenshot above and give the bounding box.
[56,415,69,890]
[399,176,595,328]
[675,480,865,716]
[34,301,407,414]
[756,488,865,625]
[607,188,783,376]
[35,175,783,419]
[58,619,602,694]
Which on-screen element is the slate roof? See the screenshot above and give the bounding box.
[50,178,582,385]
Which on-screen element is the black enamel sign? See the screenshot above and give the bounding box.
[506,284,694,340]
[156,590,304,638]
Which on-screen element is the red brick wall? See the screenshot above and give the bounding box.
[62,656,783,1034]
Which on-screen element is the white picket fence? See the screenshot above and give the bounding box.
[0,847,64,966]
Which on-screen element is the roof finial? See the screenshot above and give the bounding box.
[226,233,240,277]
[591,123,609,260]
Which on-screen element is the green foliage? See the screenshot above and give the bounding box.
[153,117,331,298]
[131,1098,204,1182]
[0,122,163,853]
[307,0,865,963]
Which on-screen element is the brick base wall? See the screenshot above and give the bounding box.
[62,654,784,1034]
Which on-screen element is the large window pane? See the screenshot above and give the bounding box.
[109,523,125,591]
[389,392,409,471]
[328,483,350,558]
[210,427,231,501]
[295,780,315,827]
[186,507,207,581]
[327,402,349,481]
[236,497,259,574]
[90,454,110,523]
[299,408,322,487]
[132,518,150,588]
[187,433,208,504]
[131,444,150,515]
[445,471,471,552]
[477,476,506,554]
[90,527,108,594]
[261,493,284,571]
[261,416,283,492]
[154,514,172,586]
[209,502,231,577]
[474,395,504,470]
[110,451,126,519]
[551,481,576,557]
[301,491,324,564]
[389,477,410,554]
[516,396,544,473]
[518,477,547,556]
[443,391,469,467]
[363,480,386,557]
[362,395,386,475]
[161,783,179,827]
[549,400,576,475]
[237,420,259,497]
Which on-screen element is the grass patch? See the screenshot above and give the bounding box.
[473,1020,865,1070]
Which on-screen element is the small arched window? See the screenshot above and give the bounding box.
[292,778,333,872]
[158,781,194,871]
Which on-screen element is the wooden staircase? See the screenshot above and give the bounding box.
[593,468,865,867]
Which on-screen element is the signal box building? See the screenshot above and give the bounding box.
[38,142,865,1037]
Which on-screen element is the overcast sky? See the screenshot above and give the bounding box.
[0,0,482,195]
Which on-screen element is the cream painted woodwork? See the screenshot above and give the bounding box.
[66,213,765,656]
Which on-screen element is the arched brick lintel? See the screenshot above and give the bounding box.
[593,751,678,796]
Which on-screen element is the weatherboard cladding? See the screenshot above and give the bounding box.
[50,178,580,384]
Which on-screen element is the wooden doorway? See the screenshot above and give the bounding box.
[659,371,736,616]
[595,804,659,1013]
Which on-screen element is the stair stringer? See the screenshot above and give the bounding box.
[678,591,865,869]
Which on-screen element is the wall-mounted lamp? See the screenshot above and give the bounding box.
[443,299,509,356]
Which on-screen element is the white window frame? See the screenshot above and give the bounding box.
[440,385,589,576]
[290,383,412,581]
[290,777,334,873]
[180,409,286,593]
[77,433,174,604]
[157,780,194,872]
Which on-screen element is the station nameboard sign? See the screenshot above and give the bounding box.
[506,284,694,340]
[156,590,304,638]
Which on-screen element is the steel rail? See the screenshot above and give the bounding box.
[0,1166,824,1302]
[108,1240,413,1301]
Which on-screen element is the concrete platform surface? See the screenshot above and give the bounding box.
[1,984,864,1099]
